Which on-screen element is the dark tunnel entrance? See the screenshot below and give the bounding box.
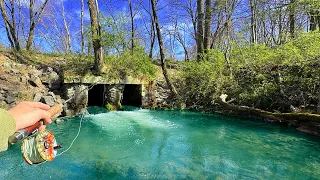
[122,84,142,107]
[88,84,105,107]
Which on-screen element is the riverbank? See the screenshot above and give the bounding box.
[0,49,319,138]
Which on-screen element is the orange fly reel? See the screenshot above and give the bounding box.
[21,129,58,165]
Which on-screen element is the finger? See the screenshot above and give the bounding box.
[42,118,53,125]
[38,124,46,131]
[35,109,52,123]
[28,102,50,110]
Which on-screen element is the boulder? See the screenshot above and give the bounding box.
[0,93,4,101]
[41,96,55,106]
[33,93,42,102]
[5,96,15,104]
[2,62,10,68]
[40,68,61,90]
[29,76,46,89]
[48,92,57,102]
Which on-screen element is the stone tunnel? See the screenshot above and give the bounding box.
[62,75,156,116]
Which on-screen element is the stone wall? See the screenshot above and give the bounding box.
[105,84,124,109]
[63,84,88,116]
[141,81,156,108]
[62,82,158,114]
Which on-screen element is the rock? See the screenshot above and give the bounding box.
[48,92,57,101]
[41,96,55,106]
[5,96,15,104]
[55,95,63,104]
[0,93,4,101]
[0,88,7,93]
[20,76,27,83]
[33,93,42,102]
[46,67,54,72]
[29,77,45,89]
[28,69,42,79]
[2,62,10,68]
[6,69,20,75]
[0,76,7,81]
[40,70,61,90]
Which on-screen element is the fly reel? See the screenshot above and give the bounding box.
[21,129,61,165]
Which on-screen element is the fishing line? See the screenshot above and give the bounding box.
[20,81,100,165]
[56,112,85,156]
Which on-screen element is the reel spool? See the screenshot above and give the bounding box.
[21,129,59,165]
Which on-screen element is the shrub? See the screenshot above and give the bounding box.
[177,31,320,112]
[105,46,156,79]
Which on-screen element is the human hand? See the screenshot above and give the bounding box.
[8,102,53,131]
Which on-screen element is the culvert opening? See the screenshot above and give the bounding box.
[122,84,142,107]
[88,84,105,107]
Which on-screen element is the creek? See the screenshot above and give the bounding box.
[0,107,319,179]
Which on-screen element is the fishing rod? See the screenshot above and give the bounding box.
[8,81,100,165]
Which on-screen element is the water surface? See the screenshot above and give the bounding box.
[0,107,319,179]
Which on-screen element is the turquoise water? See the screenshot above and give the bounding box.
[0,107,319,179]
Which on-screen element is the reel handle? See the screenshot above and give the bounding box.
[8,104,63,144]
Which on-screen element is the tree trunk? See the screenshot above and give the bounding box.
[81,0,85,54]
[26,0,49,51]
[216,94,320,136]
[88,0,104,75]
[250,0,257,44]
[150,0,177,97]
[149,30,155,59]
[203,0,211,52]
[310,10,317,31]
[128,0,135,55]
[0,1,20,51]
[289,0,295,38]
[4,23,14,48]
[62,2,72,54]
[196,0,204,61]
[317,14,320,30]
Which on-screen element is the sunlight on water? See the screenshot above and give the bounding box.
[0,107,319,179]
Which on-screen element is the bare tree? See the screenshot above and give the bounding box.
[88,0,104,74]
[62,2,72,54]
[128,0,135,54]
[0,0,20,51]
[173,20,190,61]
[203,0,211,51]
[250,0,257,44]
[26,0,49,50]
[81,0,85,54]
[196,0,204,60]
[141,0,156,59]
[150,0,177,97]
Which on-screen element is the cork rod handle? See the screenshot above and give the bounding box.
[47,104,63,119]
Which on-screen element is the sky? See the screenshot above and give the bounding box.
[0,0,180,56]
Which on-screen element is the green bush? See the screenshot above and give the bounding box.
[177,31,320,112]
[178,49,230,109]
[105,46,156,79]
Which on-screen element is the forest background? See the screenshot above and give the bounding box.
[0,0,320,114]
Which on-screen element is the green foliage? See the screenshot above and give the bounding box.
[106,103,117,111]
[105,46,156,79]
[0,103,8,110]
[178,49,229,108]
[177,31,320,112]
[100,14,130,54]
